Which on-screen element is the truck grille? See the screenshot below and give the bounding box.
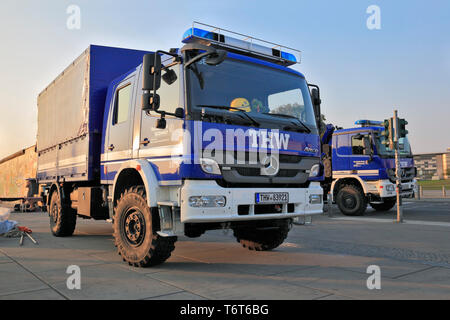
[388,167,415,183]
[217,151,319,185]
[231,152,302,164]
[235,167,299,178]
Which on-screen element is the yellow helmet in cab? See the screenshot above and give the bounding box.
[230,98,251,112]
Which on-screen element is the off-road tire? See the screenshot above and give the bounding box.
[49,190,77,237]
[370,199,396,211]
[113,186,176,267]
[336,184,367,216]
[233,219,291,251]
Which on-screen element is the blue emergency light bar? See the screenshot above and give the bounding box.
[182,22,301,66]
[355,120,383,127]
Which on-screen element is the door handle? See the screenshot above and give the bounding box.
[108,144,115,151]
[140,138,150,146]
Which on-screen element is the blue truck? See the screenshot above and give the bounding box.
[319,120,417,216]
[36,23,324,267]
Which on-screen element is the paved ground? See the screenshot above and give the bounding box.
[0,199,449,300]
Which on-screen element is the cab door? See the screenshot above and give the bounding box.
[349,132,378,180]
[105,74,136,181]
[138,63,184,183]
[332,133,350,173]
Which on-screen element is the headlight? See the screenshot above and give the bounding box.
[200,158,221,175]
[386,184,395,192]
[309,164,321,177]
[188,196,227,207]
[309,194,322,204]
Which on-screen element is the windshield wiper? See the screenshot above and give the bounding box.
[262,112,311,133]
[198,105,260,127]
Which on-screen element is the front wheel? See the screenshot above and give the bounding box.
[370,199,396,211]
[113,186,176,267]
[233,219,291,251]
[336,184,367,216]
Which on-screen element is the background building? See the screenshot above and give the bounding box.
[414,148,450,180]
[0,145,37,198]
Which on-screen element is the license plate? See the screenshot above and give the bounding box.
[255,192,289,204]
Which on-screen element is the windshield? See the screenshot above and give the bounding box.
[375,134,412,157]
[187,57,317,128]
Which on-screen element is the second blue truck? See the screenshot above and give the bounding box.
[320,120,417,216]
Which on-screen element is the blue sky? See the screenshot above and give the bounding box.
[0,0,449,159]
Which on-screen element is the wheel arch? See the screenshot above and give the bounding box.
[331,176,367,201]
[47,182,61,206]
[112,159,161,210]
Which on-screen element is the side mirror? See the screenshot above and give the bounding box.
[156,116,166,129]
[363,136,373,161]
[174,107,184,119]
[142,92,160,112]
[308,84,322,131]
[162,69,177,85]
[142,53,161,111]
[142,53,161,91]
[311,88,321,107]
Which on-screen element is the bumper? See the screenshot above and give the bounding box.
[180,180,323,223]
[374,179,417,198]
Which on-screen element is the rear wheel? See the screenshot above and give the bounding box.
[233,219,291,251]
[113,186,176,267]
[370,199,396,211]
[336,184,367,216]
[49,190,77,237]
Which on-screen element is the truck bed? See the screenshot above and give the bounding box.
[36,45,150,183]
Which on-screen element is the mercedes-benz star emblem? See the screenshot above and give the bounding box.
[260,154,280,176]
